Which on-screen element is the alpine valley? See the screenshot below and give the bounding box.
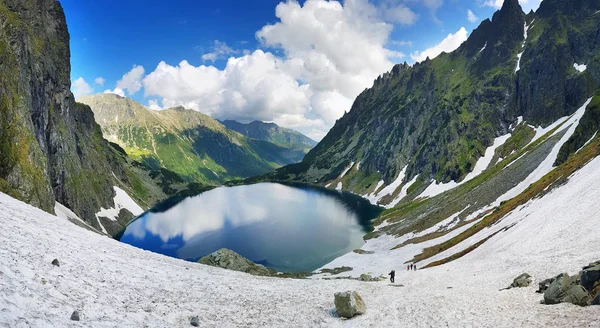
[2,0,600,326]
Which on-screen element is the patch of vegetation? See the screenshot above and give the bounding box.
[497,124,535,159]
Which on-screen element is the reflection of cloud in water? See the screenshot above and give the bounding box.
[122,183,374,272]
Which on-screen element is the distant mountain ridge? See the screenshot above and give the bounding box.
[78,94,310,184]
[220,119,317,153]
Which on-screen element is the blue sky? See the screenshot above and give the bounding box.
[63,0,542,140]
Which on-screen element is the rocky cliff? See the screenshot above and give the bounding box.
[264,0,600,200]
[0,0,188,234]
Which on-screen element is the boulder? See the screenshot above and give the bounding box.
[70,310,80,321]
[197,249,275,277]
[334,291,366,318]
[51,259,60,267]
[190,316,200,326]
[359,274,380,282]
[581,263,600,291]
[537,277,555,294]
[543,273,590,306]
[510,273,532,288]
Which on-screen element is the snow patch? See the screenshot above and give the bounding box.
[338,162,355,179]
[574,63,587,72]
[335,182,342,191]
[514,22,530,73]
[576,131,597,153]
[492,98,592,207]
[516,116,523,126]
[419,133,511,199]
[95,186,144,222]
[387,175,419,208]
[324,182,332,188]
[478,42,486,54]
[356,161,361,171]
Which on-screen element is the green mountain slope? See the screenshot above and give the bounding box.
[78,94,305,184]
[257,0,600,201]
[220,120,317,154]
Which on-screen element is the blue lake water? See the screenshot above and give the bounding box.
[120,182,382,272]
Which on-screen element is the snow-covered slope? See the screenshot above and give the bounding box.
[2,175,600,327]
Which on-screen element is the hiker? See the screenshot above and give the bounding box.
[388,270,395,283]
[413,264,417,271]
[407,265,410,271]
[410,264,413,270]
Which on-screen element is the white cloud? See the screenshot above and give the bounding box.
[410,27,468,62]
[201,40,238,62]
[421,0,444,10]
[116,65,145,95]
[103,87,125,97]
[467,9,478,23]
[381,3,417,25]
[94,77,105,86]
[484,0,542,12]
[72,77,93,98]
[147,99,162,110]
[142,0,403,140]
[389,40,413,47]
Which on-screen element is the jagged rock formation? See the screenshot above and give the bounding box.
[261,0,600,201]
[79,94,312,184]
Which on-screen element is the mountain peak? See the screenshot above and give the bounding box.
[500,0,521,12]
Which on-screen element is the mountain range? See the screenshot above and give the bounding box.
[78,94,316,184]
[255,0,600,201]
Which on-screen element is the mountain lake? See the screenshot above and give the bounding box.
[120,182,383,272]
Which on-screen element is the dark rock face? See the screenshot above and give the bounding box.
[0,0,131,228]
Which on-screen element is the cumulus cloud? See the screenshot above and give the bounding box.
[143,0,403,140]
[410,27,468,62]
[147,99,162,110]
[483,0,542,12]
[201,40,238,62]
[72,77,93,98]
[116,65,145,95]
[103,87,125,97]
[94,77,105,86]
[467,9,478,23]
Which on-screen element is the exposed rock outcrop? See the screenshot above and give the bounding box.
[509,273,532,288]
[541,260,600,306]
[197,248,275,277]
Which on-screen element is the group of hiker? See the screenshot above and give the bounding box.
[387,263,417,283]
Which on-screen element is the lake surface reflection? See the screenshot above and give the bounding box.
[121,183,382,272]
